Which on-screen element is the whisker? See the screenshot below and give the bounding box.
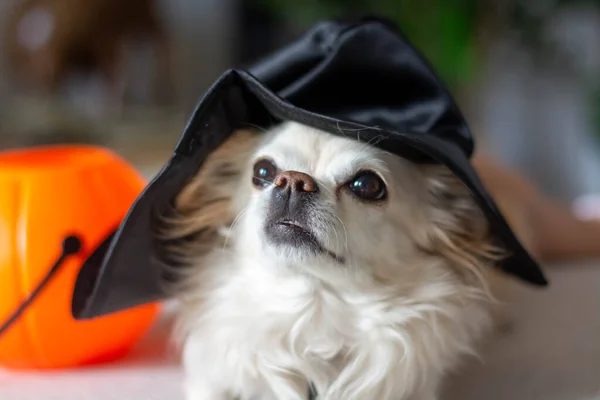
[335,121,350,138]
[317,182,334,197]
[333,215,349,251]
[331,222,340,252]
[252,177,276,187]
[335,121,381,135]
[223,206,249,250]
[241,122,268,133]
[366,134,388,147]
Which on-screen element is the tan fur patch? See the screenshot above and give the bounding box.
[420,164,506,292]
[158,129,261,265]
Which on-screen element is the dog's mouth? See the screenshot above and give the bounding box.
[278,219,310,233]
[265,219,344,263]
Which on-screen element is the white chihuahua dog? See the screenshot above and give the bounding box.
[162,122,504,400]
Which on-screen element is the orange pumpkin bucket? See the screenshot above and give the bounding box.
[0,145,159,369]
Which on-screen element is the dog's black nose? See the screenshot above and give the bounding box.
[274,171,318,193]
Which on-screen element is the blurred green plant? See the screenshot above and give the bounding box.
[259,0,600,139]
[258,0,600,82]
[258,0,480,89]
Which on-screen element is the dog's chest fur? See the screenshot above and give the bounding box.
[182,255,491,400]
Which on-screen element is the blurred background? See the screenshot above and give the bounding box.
[2,0,600,203]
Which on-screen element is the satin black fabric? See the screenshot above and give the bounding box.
[247,18,473,159]
[72,17,547,320]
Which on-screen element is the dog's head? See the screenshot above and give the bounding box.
[164,122,503,289]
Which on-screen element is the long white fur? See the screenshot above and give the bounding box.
[169,122,503,400]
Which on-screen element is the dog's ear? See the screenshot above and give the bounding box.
[420,165,505,285]
[157,129,262,265]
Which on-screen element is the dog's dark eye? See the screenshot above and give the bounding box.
[252,158,278,188]
[348,171,387,201]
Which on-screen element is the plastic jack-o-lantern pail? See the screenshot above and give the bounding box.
[0,145,159,369]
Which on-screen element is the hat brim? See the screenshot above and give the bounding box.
[72,70,547,320]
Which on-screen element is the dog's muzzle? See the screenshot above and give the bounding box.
[264,170,321,250]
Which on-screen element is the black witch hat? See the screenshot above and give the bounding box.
[72,17,547,320]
